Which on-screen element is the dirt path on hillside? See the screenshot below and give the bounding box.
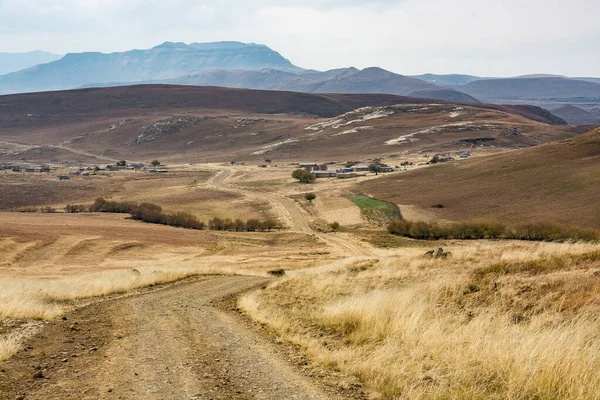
[0,276,360,400]
[211,169,369,256]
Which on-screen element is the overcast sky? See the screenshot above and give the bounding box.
[1,0,599,76]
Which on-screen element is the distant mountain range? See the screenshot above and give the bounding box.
[0,51,62,75]
[0,42,599,124]
[0,42,299,94]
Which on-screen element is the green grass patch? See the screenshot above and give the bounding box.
[347,195,402,225]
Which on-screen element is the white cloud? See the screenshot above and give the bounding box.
[0,0,598,76]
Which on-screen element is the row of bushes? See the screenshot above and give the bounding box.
[66,198,282,232]
[207,217,281,232]
[19,206,57,213]
[387,220,600,242]
[129,203,206,230]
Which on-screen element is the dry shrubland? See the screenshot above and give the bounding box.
[240,241,600,399]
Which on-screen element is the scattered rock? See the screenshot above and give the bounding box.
[32,370,44,379]
[424,248,452,259]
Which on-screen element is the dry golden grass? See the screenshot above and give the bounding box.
[0,209,327,361]
[0,265,246,320]
[0,334,20,362]
[0,265,251,362]
[241,241,600,399]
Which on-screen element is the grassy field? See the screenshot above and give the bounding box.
[241,241,600,399]
[347,195,402,225]
[359,127,600,228]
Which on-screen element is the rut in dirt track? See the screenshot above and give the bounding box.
[0,276,355,400]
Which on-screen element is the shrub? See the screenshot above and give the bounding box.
[304,192,316,202]
[233,219,246,232]
[208,217,225,231]
[245,218,262,232]
[330,221,340,231]
[292,169,316,183]
[130,203,163,223]
[19,206,39,213]
[261,218,280,232]
[65,204,88,213]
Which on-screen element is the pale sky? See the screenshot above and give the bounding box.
[0,0,599,76]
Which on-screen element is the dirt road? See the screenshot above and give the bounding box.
[0,276,359,400]
[211,169,369,256]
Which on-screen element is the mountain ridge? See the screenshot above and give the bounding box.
[0,51,62,75]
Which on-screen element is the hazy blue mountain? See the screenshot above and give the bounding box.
[411,73,483,86]
[164,66,479,101]
[575,77,600,84]
[458,77,600,102]
[0,42,300,95]
[0,51,62,75]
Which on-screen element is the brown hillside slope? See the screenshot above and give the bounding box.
[359,128,600,228]
[0,86,582,164]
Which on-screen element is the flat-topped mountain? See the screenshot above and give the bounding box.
[0,42,299,95]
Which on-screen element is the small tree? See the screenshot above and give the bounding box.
[151,160,161,167]
[369,158,382,175]
[304,192,316,202]
[292,169,315,183]
[234,219,246,232]
[116,160,127,167]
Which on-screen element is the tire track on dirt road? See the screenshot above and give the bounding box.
[0,276,359,400]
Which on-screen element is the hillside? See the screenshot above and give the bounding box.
[0,85,583,164]
[0,51,62,75]
[549,104,600,124]
[359,127,600,228]
[0,42,299,95]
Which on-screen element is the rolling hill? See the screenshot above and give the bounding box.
[0,85,583,165]
[550,104,600,125]
[87,66,478,103]
[359,127,600,228]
